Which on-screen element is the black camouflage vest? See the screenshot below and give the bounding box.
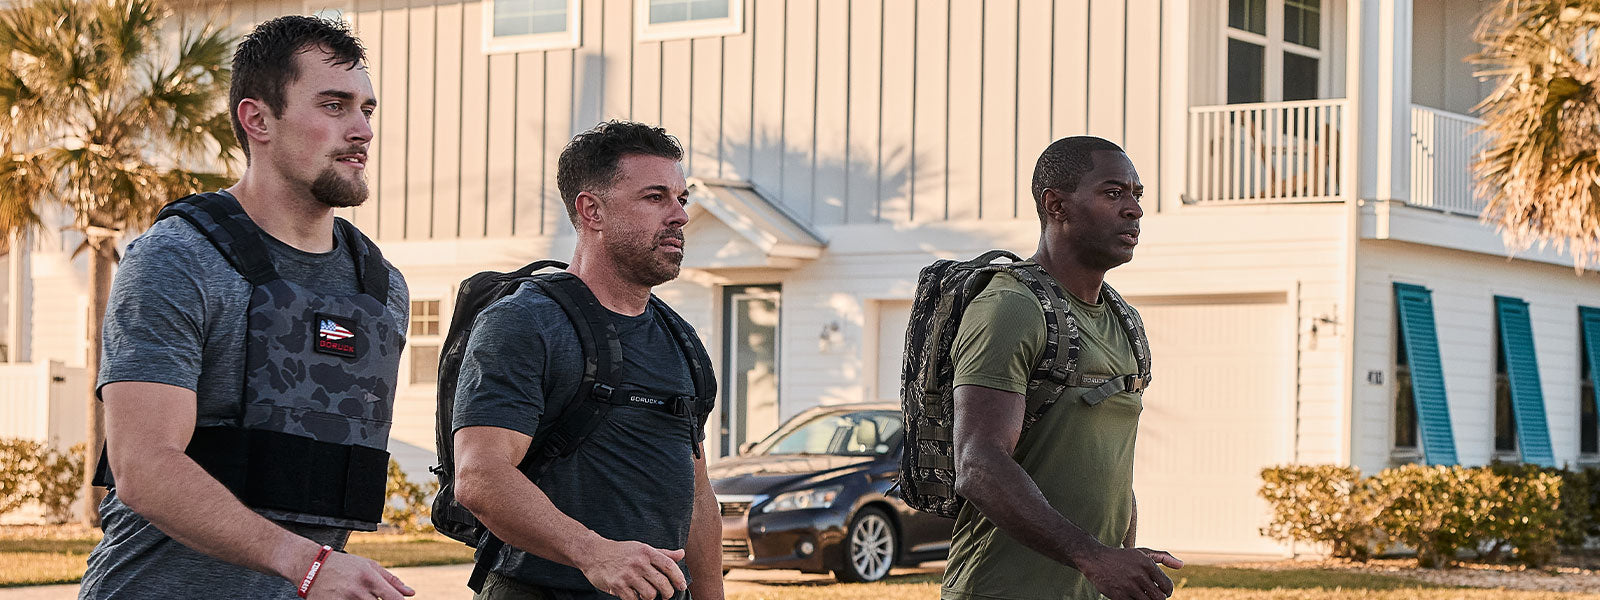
[98,192,402,527]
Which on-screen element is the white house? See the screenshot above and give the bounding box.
[4,0,1599,556]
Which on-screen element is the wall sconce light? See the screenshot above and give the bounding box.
[818,321,843,351]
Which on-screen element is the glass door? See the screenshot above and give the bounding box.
[721,285,781,456]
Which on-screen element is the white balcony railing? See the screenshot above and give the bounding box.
[1186,99,1348,204]
[1409,105,1487,216]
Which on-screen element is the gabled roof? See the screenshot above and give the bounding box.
[683,178,825,270]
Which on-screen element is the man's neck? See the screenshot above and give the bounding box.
[1031,248,1107,305]
[226,167,338,253]
[566,243,652,316]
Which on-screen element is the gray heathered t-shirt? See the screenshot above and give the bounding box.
[453,282,707,599]
[79,197,409,600]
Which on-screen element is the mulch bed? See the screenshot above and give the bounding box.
[1223,556,1600,593]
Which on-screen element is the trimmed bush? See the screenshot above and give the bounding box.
[0,439,85,523]
[1258,465,1379,560]
[384,460,438,534]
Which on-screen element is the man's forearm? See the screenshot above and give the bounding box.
[958,448,1106,569]
[457,463,605,567]
[685,457,723,600]
[117,447,324,582]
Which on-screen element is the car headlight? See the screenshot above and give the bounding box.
[761,486,843,513]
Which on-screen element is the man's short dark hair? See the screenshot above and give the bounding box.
[557,120,684,229]
[230,15,366,160]
[1030,136,1127,219]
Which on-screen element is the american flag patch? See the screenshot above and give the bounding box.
[319,319,354,340]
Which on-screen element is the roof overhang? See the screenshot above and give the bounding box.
[681,177,826,272]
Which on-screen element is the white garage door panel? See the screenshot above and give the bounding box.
[1132,300,1291,556]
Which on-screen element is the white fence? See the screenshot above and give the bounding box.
[1187,99,1348,204]
[1410,105,1488,216]
[0,361,87,450]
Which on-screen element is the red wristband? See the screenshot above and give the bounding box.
[297,545,334,598]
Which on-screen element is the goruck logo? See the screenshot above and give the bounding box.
[315,313,359,358]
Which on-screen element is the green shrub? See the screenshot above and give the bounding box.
[1367,465,1499,568]
[1482,463,1563,567]
[1258,465,1379,560]
[384,460,438,534]
[0,439,85,523]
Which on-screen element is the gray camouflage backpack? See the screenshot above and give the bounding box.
[898,249,1151,518]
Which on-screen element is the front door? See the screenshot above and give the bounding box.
[721,284,781,457]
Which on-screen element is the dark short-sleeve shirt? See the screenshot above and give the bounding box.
[453,282,707,597]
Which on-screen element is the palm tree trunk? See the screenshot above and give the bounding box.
[79,234,114,527]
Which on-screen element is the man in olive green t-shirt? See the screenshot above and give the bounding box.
[942,137,1184,600]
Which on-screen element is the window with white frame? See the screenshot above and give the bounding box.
[636,0,742,42]
[485,0,581,53]
[409,299,443,385]
[1225,0,1325,104]
[1393,311,1419,454]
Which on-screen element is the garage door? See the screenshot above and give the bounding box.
[1130,295,1292,556]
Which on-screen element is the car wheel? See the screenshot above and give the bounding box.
[833,506,897,583]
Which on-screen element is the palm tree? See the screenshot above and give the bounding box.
[0,0,238,525]
[1474,0,1600,271]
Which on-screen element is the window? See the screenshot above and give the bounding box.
[1581,306,1600,457]
[409,300,443,385]
[1582,344,1596,456]
[1224,0,1324,104]
[410,300,440,337]
[1494,333,1517,455]
[1394,310,1419,451]
[484,0,581,53]
[636,0,742,42]
[1393,282,1459,465]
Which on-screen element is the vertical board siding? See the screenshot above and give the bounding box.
[484,52,517,239]
[378,1,409,241]
[979,0,1018,220]
[945,0,982,222]
[812,0,849,226]
[877,0,916,223]
[514,52,546,236]
[405,5,437,239]
[224,0,1183,240]
[845,0,883,224]
[910,0,949,222]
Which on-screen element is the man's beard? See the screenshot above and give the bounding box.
[310,167,368,208]
[608,228,684,287]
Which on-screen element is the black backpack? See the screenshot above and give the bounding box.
[429,260,716,592]
[897,250,1151,518]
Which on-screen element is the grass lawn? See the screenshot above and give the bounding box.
[0,531,474,588]
[722,567,1600,600]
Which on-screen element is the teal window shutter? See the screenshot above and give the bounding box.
[1579,306,1600,450]
[1393,283,1458,465]
[1494,296,1555,467]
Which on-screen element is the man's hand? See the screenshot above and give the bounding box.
[303,552,414,599]
[576,540,687,600]
[1074,545,1178,600]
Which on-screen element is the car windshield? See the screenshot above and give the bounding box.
[757,410,904,457]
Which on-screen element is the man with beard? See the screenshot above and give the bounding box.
[941,137,1183,600]
[81,16,413,600]
[451,120,722,600]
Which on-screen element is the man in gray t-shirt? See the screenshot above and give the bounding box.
[452,121,724,600]
[83,16,414,600]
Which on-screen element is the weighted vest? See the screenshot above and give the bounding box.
[96,192,402,527]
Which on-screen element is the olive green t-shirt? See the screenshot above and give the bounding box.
[941,272,1143,600]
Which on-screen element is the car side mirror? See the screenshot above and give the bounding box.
[738,442,757,456]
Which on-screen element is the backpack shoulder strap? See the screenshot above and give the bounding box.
[156,192,278,285]
[1101,283,1152,382]
[649,295,718,457]
[1001,262,1081,432]
[333,217,391,305]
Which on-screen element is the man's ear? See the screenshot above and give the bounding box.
[575,191,605,231]
[1042,188,1070,224]
[236,98,272,148]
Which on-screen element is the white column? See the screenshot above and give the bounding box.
[6,230,27,363]
[1352,0,1413,203]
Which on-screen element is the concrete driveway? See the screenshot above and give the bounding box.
[0,562,948,599]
